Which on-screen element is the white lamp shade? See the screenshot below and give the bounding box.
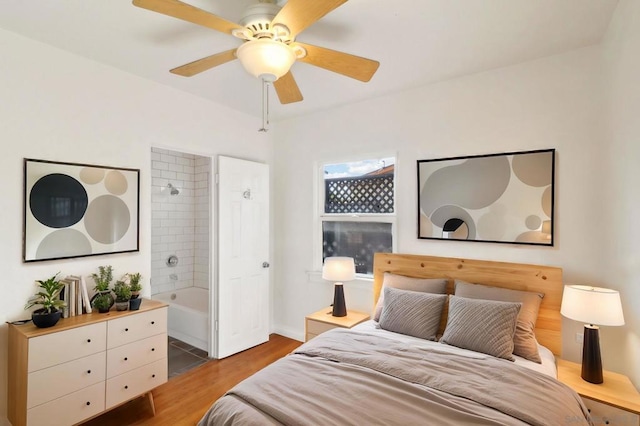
[561,285,625,326]
[236,39,296,82]
[322,257,356,282]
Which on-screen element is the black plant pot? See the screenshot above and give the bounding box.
[129,298,142,311]
[32,308,62,328]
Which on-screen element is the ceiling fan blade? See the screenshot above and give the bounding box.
[273,71,303,104]
[170,49,237,77]
[132,0,242,35]
[294,42,379,82]
[272,0,347,39]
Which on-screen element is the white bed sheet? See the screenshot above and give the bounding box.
[352,320,557,378]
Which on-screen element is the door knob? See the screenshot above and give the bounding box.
[262,262,270,268]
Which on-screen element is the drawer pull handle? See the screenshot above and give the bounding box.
[151,321,155,325]
[87,339,91,343]
[151,348,155,352]
[152,374,156,378]
[124,385,128,390]
[124,357,128,361]
[86,402,91,406]
[87,370,91,374]
[125,328,129,332]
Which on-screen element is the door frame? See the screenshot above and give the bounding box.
[209,156,218,358]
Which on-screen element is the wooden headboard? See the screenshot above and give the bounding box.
[373,253,563,356]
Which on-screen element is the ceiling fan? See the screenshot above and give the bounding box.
[132,0,380,104]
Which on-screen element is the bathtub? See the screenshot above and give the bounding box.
[154,287,209,353]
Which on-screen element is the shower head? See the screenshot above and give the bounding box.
[167,183,180,195]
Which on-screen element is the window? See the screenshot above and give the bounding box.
[319,156,395,275]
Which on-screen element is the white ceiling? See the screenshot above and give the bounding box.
[0,0,618,122]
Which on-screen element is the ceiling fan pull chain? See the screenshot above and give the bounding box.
[266,80,271,128]
[259,78,270,132]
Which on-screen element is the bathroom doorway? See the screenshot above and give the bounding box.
[150,147,212,369]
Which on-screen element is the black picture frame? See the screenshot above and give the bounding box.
[23,158,140,262]
[417,148,555,246]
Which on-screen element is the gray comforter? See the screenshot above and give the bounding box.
[199,329,592,425]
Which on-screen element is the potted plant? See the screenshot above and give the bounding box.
[25,273,66,328]
[113,281,131,311]
[91,265,114,309]
[92,293,112,313]
[127,272,143,310]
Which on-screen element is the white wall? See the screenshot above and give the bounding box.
[0,28,270,425]
[601,0,640,387]
[272,45,612,363]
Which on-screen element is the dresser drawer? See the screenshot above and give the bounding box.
[107,333,167,378]
[583,398,640,426]
[306,319,338,336]
[26,381,105,426]
[28,322,107,372]
[106,358,168,409]
[27,351,106,409]
[107,308,167,349]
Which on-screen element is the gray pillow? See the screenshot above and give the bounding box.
[454,280,544,363]
[374,273,448,321]
[440,295,521,360]
[379,287,448,341]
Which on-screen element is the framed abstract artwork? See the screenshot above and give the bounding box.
[417,149,555,246]
[23,158,140,262]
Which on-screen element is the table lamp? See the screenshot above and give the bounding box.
[322,257,355,317]
[560,285,625,384]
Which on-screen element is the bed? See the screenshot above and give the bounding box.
[199,253,592,425]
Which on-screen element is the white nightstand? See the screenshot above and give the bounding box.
[557,359,640,426]
[304,307,370,342]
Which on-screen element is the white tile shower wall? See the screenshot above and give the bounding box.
[194,156,210,290]
[151,147,196,295]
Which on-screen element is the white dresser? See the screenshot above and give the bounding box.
[8,299,168,426]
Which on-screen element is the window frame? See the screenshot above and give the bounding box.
[313,153,398,276]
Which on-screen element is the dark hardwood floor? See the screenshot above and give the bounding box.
[82,334,302,426]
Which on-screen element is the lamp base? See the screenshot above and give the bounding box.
[581,325,603,384]
[332,283,347,317]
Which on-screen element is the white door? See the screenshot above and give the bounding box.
[216,156,270,358]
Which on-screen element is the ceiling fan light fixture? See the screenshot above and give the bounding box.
[236,39,296,82]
